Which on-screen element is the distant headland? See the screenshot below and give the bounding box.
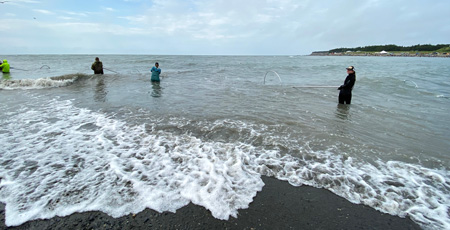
[311,44,450,57]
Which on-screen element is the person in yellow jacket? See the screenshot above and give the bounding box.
[0,59,10,73]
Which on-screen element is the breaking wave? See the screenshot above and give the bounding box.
[0,74,91,90]
[0,96,449,229]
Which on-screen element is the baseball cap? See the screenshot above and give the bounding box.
[346,66,355,71]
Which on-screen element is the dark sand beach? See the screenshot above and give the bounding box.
[1,176,420,230]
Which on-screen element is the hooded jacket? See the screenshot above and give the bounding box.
[0,59,10,73]
[91,60,103,74]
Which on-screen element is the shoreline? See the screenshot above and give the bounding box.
[310,53,450,58]
[1,176,421,230]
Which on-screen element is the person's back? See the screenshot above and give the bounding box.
[151,62,161,82]
[91,57,104,74]
[0,59,10,73]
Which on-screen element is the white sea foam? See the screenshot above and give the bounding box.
[0,97,449,229]
[0,78,74,90]
[0,74,91,90]
[436,94,449,99]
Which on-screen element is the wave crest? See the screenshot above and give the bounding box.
[0,74,90,90]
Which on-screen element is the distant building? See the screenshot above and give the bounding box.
[310,51,329,56]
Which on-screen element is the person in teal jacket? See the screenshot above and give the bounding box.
[0,59,10,73]
[150,62,161,82]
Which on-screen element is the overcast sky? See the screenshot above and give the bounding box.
[0,0,449,55]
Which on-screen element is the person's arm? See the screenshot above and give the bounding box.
[338,77,346,90]
[91,63,95,70]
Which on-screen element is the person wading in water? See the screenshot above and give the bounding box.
[150,62,161,82]
[91,57,104,74]
[0,59,10,73]
[338,66,356,104]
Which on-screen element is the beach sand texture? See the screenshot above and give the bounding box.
[1,177,420,230]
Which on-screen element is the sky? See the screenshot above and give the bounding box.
[0,0,449,55]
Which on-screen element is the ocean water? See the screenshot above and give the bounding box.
[0,55,449,229]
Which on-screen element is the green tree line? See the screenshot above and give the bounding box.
[329,44,450,53]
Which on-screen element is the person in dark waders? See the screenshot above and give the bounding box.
[338,66,356,104]
[91,57,104,74]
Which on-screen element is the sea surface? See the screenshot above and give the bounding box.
[0,55,449,229]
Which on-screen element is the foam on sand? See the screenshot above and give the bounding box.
[0,96,449,229]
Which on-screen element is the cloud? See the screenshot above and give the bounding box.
[6,0,40,7]
[118,0,288,38]
[118,15,146,23]
[33,9,54,15]
[64,11,90,17]
[58,16,76,21]
[1,0,449,54]
[13,0,40,2]
[103,7,116,12]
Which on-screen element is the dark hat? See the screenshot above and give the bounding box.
[346,66,355,71]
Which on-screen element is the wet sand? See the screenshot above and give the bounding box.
[1,176,421,230]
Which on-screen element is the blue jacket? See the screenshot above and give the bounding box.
[151,66,161,81]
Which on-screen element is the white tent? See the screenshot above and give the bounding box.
[380,50,388,54]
